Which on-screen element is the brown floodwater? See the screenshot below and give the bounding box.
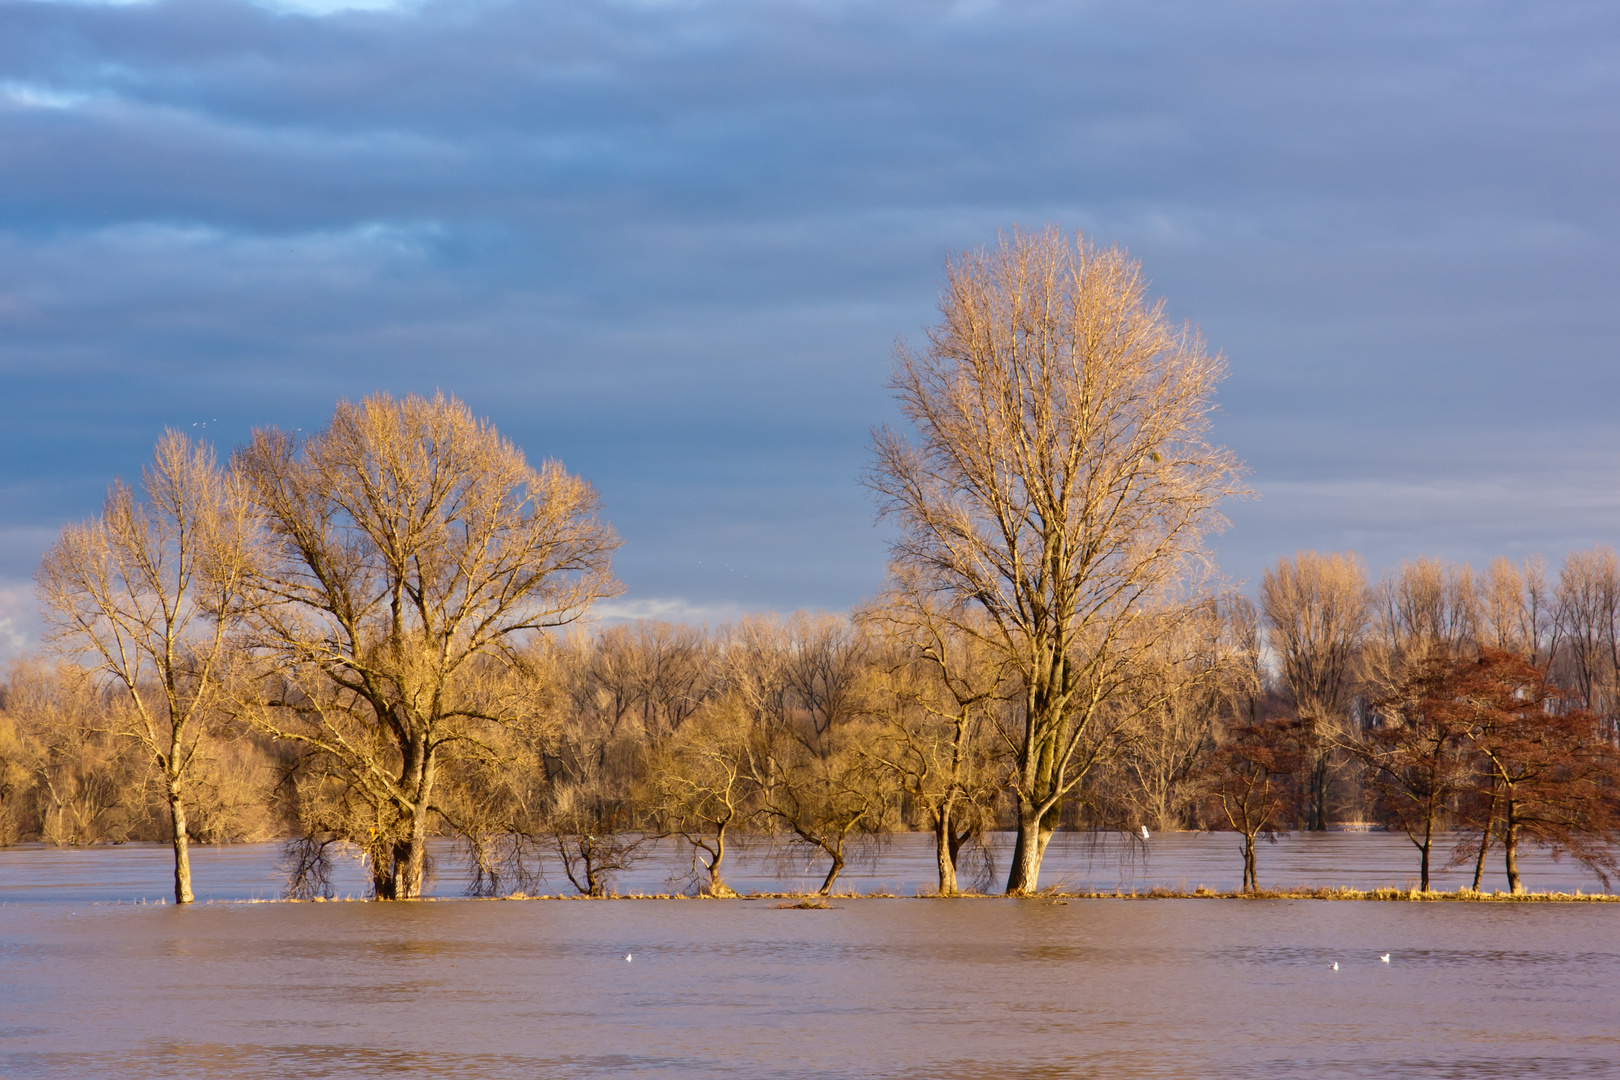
[2,836,1616,1078]
[2,896,1618,1078]
[0,830,1613,904]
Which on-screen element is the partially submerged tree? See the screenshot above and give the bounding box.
[743,616,894,896]
[869,226,1245,894]
[36,432,254,903]
[863,597,1009,895]
[1356,653,1476,890]
[1202,717,1301,893]
[752,726,892,896]
[1449,649,1620,894]
[234,392,620,899]
[646,699,757,897]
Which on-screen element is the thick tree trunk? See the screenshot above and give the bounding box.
[167,780,194,905]
[385,741,437,900]
[935,817,959,897]
[1242,833,1257,892]
[392,803,432,899]
[1006,802,1055,895]
[705,823,737,897]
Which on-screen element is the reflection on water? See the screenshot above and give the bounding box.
[1,898,1617,1078]
[0,831,1611,904]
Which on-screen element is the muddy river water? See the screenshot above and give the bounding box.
[1,835,1616,1078]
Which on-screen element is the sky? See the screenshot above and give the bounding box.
[2,0,1619,657]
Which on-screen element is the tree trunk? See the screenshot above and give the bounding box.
[167,780,194,905]
[1503,805,1522,895]
[1419,816,1433,892]
[705,823,737,897]
[816,850,846,896]
[387,742,437,900]
[935,817,959,897]
[1006,800,1055,895]
[371,841,396,899]
[1307,751,1330,831]
[1470,782,1498,891]
[1242,833,1258,892]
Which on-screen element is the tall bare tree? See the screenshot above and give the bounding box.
[1480,556,1550,662]
[869,226,1245,894]
[1553,547,1620,731]
[742,615,892,895]
[1259,551,1368,831]
[233,392,619,899]
[36,432,254,903]
[1368,557,1477,675]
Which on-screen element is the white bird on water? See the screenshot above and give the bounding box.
[1331,962,1339,971]
[625,954,633,963]
[1380,954,1390,964]
[1140,825,1150,840]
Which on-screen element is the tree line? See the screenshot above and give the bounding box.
[1,227,1615,901]
[5,547,1619,898]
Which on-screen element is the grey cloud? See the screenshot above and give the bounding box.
[1,0,1618,656]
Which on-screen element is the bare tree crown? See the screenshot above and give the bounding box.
[867,225,1247,893]
[869,226,1244,666]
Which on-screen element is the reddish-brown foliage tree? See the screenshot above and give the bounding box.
[1357,651,1476,890]
[1202,718,1302,892]
[1448,649,1620,893]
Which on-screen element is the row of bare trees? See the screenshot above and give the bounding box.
[7,226,1617,900]
[11,571,1611,898]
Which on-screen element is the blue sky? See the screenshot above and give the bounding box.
[2,0,1619,655]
